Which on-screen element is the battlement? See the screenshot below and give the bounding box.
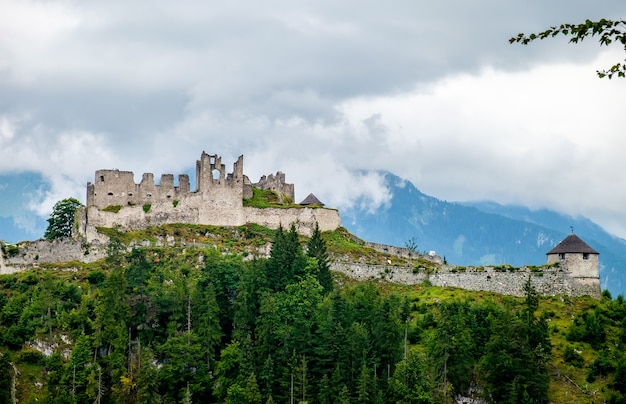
[87,170,192,209]
[87,153,246,209]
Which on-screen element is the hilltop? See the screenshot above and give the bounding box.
[0,224,625,403]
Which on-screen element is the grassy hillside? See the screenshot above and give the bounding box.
[0,224,624,403]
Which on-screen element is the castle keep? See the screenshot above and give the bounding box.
[78,152,340,241]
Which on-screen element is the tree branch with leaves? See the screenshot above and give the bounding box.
[44,198,83,240]
[510,18,626,78]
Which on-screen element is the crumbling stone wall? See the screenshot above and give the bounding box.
[87,171,192,209]
[330,262,601,298]
[363,241,443,264]
[87,152,244,210]
[242,207,341,237]
[254,172,295,203]
[0,239,107,274]
[2,237,600,298]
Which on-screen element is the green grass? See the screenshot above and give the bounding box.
[1,241,19,258]
[243,187,302,208]
[101,205,122,213]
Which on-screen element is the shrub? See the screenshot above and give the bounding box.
[2,325,26,349]
[587,349,615,382]
[1,242,19,258]
[564,346,585,368]
[173,200,179,207]
[143,204,151,213]
[22,272,39,285]
[16,348,44,365]
[102,205,122,213]
[87,271,106,285]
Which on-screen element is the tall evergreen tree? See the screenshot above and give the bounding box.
[307,222,333,294]
[478,279,551,404]
[266,224,307,291]
[0,354,12,403]
[388,348,433,403]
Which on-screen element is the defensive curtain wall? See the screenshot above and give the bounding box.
[78,152,340,242]
[1,235,600,298]
[332,263,601,298]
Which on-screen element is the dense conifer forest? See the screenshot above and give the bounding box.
[1,224,626,403]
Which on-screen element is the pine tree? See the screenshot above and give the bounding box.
[0,354,12,403]
[356,364,371,403]
[266,224,307,291]
[307,222,333,294]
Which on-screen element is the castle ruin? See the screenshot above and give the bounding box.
[77,152,340,241]
[0,151,602,298]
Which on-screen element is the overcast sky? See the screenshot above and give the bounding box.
[2,1,626,239]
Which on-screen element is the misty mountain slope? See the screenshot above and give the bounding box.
[341,172,626,297]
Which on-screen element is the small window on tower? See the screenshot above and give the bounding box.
[583,253,589,260]
[559,253,565,260]
[100,175,105,182]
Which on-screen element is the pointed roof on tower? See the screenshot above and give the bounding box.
[299,193,324,206]
[546,233,599,255]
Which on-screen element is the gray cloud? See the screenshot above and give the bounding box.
[2,0,626,237]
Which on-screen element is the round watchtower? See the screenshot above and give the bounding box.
[546,233,600,293]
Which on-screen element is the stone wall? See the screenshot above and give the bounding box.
[87,171,191,209]
[254,172,295,202]
[1,237,600,298]
[78,202,342,243]
[363,241,443,264]
[0,239,107,274]
[330,262,601,298]
[242,207,341,236]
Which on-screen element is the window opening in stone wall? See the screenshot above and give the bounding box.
[100,175,105,182]
[210,156,215,164]
[212,169,220,180]
[107,192,113,196]
[128,193,133,197]
[583,253,589,260]
[146,193,152,197]
[559,253,565,260]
